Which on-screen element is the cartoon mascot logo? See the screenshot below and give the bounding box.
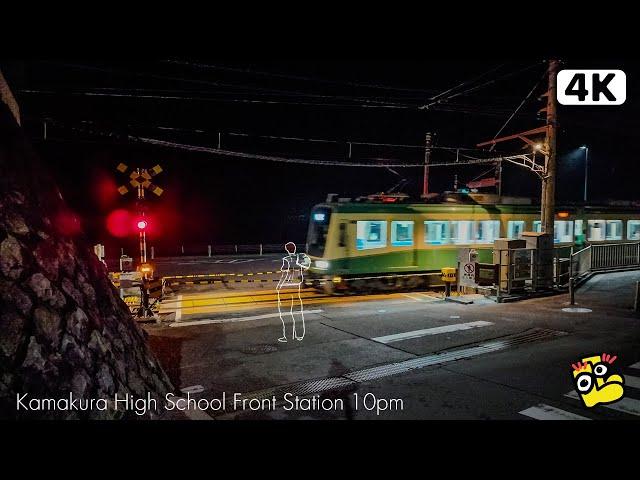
[572,353,625,408]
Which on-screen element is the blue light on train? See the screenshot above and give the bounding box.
[314,213,326,221]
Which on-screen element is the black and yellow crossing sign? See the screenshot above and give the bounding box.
[116,163,164,197]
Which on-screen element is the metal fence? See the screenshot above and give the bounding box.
[591,242,640,270]
[571,242,640,280]
[568,241,640,305]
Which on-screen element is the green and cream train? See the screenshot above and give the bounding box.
[304,194,640,293]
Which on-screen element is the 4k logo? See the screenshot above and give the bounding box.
[557,70,626,105]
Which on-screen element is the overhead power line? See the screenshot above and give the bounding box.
[133,137,427,167]
[163,59,441,96]
[488,69,548,151]
[420,62,545,110]
[33,116,524,156]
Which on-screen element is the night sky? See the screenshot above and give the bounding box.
[2,59,639,258]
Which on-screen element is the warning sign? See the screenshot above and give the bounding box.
[459,261,477,287]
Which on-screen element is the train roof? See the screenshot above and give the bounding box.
[314,202,640,215]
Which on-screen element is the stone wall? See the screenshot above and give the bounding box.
[0,102,174,419]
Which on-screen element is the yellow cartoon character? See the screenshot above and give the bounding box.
[572,353,625,408]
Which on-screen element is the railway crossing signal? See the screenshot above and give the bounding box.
[116,163,164,197]
[115,163,164,267]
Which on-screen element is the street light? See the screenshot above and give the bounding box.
[580,145,589,203]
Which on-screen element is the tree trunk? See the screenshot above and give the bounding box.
[0,101,174,419]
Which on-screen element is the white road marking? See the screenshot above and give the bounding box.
[169,309,323,328]
[174,295,182,321]
[519,404,590,420]
[565,390,640,416]
[372,320,493,344]
[630,361,640,370]
[402,293,441,303]
[413,292,443,301]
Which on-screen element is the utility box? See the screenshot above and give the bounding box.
[521,232,554,289]
[493,238,527,291]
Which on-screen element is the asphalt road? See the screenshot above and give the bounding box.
[144,270,640,420]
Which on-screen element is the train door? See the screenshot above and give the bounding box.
[343,221,355,270]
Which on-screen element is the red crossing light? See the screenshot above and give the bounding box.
[137,219,148,230]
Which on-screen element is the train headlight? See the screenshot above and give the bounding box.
[315,260,329,270]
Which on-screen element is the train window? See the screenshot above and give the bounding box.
[588,220,606,241]
[574,220,584,238]
[356,221,387,250]
[533,221,542,233]
[424,221,449,245]
[476,220,500,244]
[606,220,623,240]
[507,221,525,239]
[391,221,414,246]
[450,220,473,244]
[554,220,574,243]
[628,220,640,240]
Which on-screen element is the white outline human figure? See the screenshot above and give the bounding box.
[277,242,310,342]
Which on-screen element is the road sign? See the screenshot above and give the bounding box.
[459,261,477,287]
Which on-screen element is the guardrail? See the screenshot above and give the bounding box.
[568,241,640,304]
[571,241,640,280]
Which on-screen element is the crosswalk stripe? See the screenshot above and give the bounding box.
[519,404,590,420]
[565,390,640,416]
[625,375,640,389]
[372,320,493,344]
[630,361,640,370]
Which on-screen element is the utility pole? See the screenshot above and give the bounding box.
[542,59,559,238]
[422,133,433,197]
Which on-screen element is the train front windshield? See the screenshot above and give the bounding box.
[307,207,332,257]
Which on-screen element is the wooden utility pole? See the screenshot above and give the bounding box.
[422,132,433,197]
[542,59,559,237]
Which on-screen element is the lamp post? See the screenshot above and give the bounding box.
[580,145,589,202]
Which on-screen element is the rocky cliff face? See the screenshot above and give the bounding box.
[0,102,173,419]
